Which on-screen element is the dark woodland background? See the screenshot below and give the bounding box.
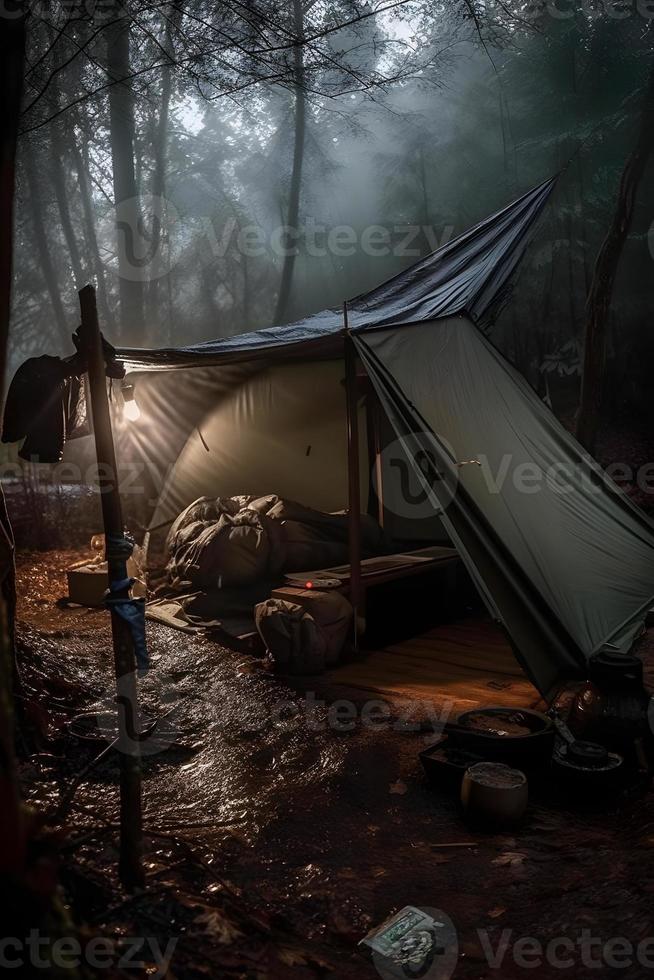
[12,4,654,416]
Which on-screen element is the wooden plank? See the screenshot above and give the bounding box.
[328,616,541,711]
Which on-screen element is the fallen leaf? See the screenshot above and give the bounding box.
[389,780,408,795]
[194,910,242,944]
[488,907,506,919]
[278,947,308,967]
[492,852,527,868]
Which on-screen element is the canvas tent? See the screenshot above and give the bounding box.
[118,176,654,696]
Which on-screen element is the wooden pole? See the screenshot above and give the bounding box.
[78,284,144,891]
[366,390,385,528]
[344,303,362,645]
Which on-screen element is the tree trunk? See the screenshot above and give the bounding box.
[576,62,654,453]
[50,123,85,287]
[200,264,221,322]
[0,7,25,880]
[23,147,71,348]
[70,132,117,333]
[241,249,250,327]
[106,4,145,344]
[273,0,306,326]
[146,8,179,341]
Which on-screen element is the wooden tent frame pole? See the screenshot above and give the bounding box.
[78,284,144,891]
[366,387,385,528]
[343,303,362,644]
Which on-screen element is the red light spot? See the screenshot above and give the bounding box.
[305,581,313,589]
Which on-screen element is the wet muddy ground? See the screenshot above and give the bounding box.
[15,549,654,979]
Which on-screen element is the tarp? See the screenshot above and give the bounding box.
[118,177,557,371]
[112,174,654,696]
[355,319,654,695]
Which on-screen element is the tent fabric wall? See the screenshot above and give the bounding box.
[143,358,449,549]
[148,359,371,534]
[355,317,654,695]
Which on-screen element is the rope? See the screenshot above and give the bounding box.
[106,531,135,561]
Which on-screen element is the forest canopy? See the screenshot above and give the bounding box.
[11,0,654,423]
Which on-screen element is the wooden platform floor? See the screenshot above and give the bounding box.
[329,617,544,714]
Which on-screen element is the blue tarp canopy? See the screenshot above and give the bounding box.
[118,176,557,370]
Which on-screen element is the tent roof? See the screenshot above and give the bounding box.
[119,176,557,372]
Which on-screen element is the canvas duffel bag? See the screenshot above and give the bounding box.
[255,598,326,674]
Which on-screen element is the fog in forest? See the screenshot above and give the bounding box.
[13,3,654,424]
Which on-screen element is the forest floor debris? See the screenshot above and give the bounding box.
[13,549,654,979]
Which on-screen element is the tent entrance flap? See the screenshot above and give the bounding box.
[354,317,654,697]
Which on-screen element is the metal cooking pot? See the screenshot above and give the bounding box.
[447,707,555,767]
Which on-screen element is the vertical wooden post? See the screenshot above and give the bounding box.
[78,284,144,891]
[344,304,362,645]
[366,391,385,528]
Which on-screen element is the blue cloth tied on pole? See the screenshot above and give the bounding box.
[105,576,149,675]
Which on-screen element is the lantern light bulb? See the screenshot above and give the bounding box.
[123,399,141,422]
[121,384,141,422]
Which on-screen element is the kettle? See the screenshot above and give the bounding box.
[568,651,654,771]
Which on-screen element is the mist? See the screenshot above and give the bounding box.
[11,2,653,431]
